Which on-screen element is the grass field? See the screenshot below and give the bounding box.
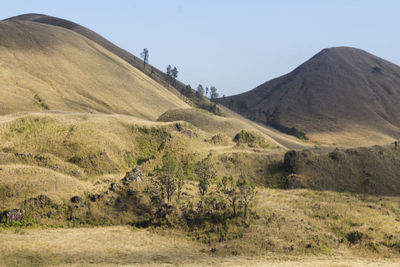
[1,187,400,266]
[1,14,400,267]
[0,19,189,119]
[1,226,399,266]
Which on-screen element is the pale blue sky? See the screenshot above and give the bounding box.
[2,1,400,96]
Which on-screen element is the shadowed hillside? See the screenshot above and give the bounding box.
[0,19,188,119]
[278,144,400,196]
[218,47,400,146]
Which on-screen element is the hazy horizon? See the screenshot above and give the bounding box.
[2,0,400,96]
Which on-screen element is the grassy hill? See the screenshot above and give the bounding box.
[1,14,400,264]
[278,144,400,196]
[8,13,221,111]
[0,19,188,119]
[218,47,400,146]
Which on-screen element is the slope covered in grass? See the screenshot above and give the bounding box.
[0,19,188,119]
[219,47,400,146]
[280,145,400,195]
[1,189,400,264]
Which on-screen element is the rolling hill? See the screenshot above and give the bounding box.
[0,18,189,119]
[1,14,311,150]
[218,47,400,146]
[1,13,400,263]
[7,14,213,108]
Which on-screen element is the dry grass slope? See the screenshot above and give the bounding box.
[0,19,188,119]
[219,47,400,146]
[1,188,400,266]
[281,145,400,195]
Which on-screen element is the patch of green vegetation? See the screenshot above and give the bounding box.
[135,126,171,165]
[8,117,52,138]
[33,94,49,110]
[198,103,220,115]
[277,146,400,196]
[233,130,270,149]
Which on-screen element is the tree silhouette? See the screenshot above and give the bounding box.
[195,155,216,196]
[172,67,178,79]
[210,86,219,100]
[196,84,204,96]
[140,48,149,68]
[166,65,172,85]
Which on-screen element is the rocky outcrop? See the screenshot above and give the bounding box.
[121,167,143,185]
[3,209,24,223]
[24,195,49,208]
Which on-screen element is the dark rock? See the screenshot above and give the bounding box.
[209,134,224,144]
[89,194,102,202]
[70,196,82,203]
[4,209,24,223]
[156,208,167,219]
[24,195,49,208]
[110,183,118,191]
[175,123,183,132]
[122,167,143,185]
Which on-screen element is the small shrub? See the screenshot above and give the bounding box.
[346,230,363,244]
[328,150,342,161]
[233,130,269,148]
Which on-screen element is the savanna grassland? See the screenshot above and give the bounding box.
[1,14,400,267]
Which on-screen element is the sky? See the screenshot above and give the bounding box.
[1,1,400,96]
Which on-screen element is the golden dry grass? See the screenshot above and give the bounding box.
[218,47,400,147]
[1,187,400,266]
[0,165,86,210]
[0,19,314,151]
[0,112,279,210]
[308,124,398,147]
[0,20,189,120]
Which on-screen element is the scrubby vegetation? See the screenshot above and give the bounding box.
[0,152,258,246]
[279,145,400,195]
[233,130,271,148]
[1,113,400,260]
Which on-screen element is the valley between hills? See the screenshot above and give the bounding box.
[0,13,400,266]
